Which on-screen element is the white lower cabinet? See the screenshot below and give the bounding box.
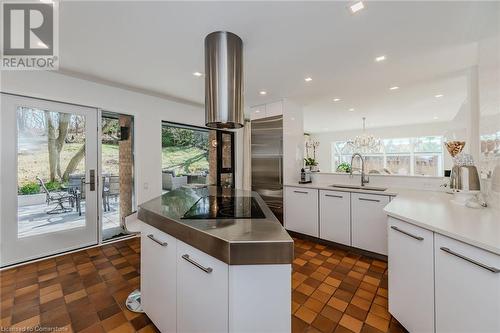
[351,193,390,255]
[177,240,229,333]
[319,190,351,245]
[387,217,434,333]
[284,187,318,237]
[141,225,177,333]
[435,234,500,333]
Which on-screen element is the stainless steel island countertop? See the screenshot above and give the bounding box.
[137,186,294,265]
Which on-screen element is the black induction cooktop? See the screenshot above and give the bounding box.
[182,195,266,219]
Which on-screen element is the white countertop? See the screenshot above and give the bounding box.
[285,183,500,255]
[384,189,500,255]
[284,183,399,196]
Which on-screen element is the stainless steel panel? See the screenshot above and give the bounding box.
[205,31,244,129]
[251,115,283,222]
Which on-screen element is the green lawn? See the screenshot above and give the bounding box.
[161,146,209,175]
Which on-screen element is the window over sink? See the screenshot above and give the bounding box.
[332,136,444,176]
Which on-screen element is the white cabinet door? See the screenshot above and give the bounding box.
[387,217,434,333]
[435,234,500,333]
[351,193,390,255]
[177,240,229,333]
[250,105,266,120]
[284,187,318,237]
[141,225,177,333]
[319,190,350,246]
[266,101,283,117]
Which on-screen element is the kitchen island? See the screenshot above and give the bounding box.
[137,186,294,333]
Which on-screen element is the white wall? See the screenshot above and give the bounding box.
[0,70,242,205]
[283,99,305,184]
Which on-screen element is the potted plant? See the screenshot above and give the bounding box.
[336,162,351,173]
[304,157,319,172]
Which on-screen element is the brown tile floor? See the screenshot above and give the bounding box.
[1,236,408,333]
[292,237,407,333]
[0,237,158,333]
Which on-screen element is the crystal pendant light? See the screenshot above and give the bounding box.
[347,117,381,153]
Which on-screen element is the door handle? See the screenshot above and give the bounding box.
[325,194,343,199]
[293,190,308,194]
[147,234,168,247]
[83,169,96,191]
[358,197,380,202]
[390,226,424,241]
[182,254,213,273]
[440,247,500,273]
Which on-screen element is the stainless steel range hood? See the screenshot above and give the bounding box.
[205,31,244,129]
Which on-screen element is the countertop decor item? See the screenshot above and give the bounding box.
[449,153,481,206]
[444,140,465,158]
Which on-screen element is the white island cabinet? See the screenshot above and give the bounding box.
[352,193,390,255]
[141,224,177,333]
[435,234,500,333]
[387,217,434,333]
[177,240,228,333]
[140,227,292,333]
[284,187,318,237]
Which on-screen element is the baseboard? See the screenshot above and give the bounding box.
[287,230,388,262]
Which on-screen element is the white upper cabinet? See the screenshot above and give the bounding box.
[250,104,266,120]
[351,193,390,255]
[319,190,351,246]
[435,233,500,333]
[141,225,177,333]
[388,217,434,333]
[177,240,229,333]
[284,187,319,237]
[250,101,283,120]
[265,101,283,117]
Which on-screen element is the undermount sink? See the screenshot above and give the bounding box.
[330,184,387,192]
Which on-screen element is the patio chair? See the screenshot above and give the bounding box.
[36,177,73,215]
[67,174,84,216]
[103,175,120,212]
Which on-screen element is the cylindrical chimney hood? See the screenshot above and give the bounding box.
[205,31,244,129]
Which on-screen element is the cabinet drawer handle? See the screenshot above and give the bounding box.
[358,197,380,202]
[390,226,424,241]
[147,234,168,247]
[182,254,213,273]
[440,247,500,273]
[325,194,343,199]
[293,190,309,194]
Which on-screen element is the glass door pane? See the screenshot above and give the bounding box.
[101,112,135,241]
[1,94,98,267]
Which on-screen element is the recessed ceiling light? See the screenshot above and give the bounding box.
[304,77,313,82]
[259,91,267,95]
[193,72,203,77]
[389,86,400,90]
[349,108,355,112]
[435,94,444,98]
[333,98,341,102]
[375,55,386,62]
[349,1,365,13]
[255,110,260,113]
[433,116,439,120]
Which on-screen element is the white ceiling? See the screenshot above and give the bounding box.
[58,1,499,132]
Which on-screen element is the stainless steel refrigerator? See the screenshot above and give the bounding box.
[251,115,283,223]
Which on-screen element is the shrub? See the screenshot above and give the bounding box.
[45,181,62,192]
[19,182,40,195]
[337,162,352,173]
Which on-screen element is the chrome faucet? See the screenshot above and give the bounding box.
[350,153,369,187]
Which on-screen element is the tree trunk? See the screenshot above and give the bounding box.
[46,111,58,182]
[62,144,85,181]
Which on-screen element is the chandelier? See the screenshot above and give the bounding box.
[346,117,381,153]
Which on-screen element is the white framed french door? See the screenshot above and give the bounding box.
[0,93,99,267]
